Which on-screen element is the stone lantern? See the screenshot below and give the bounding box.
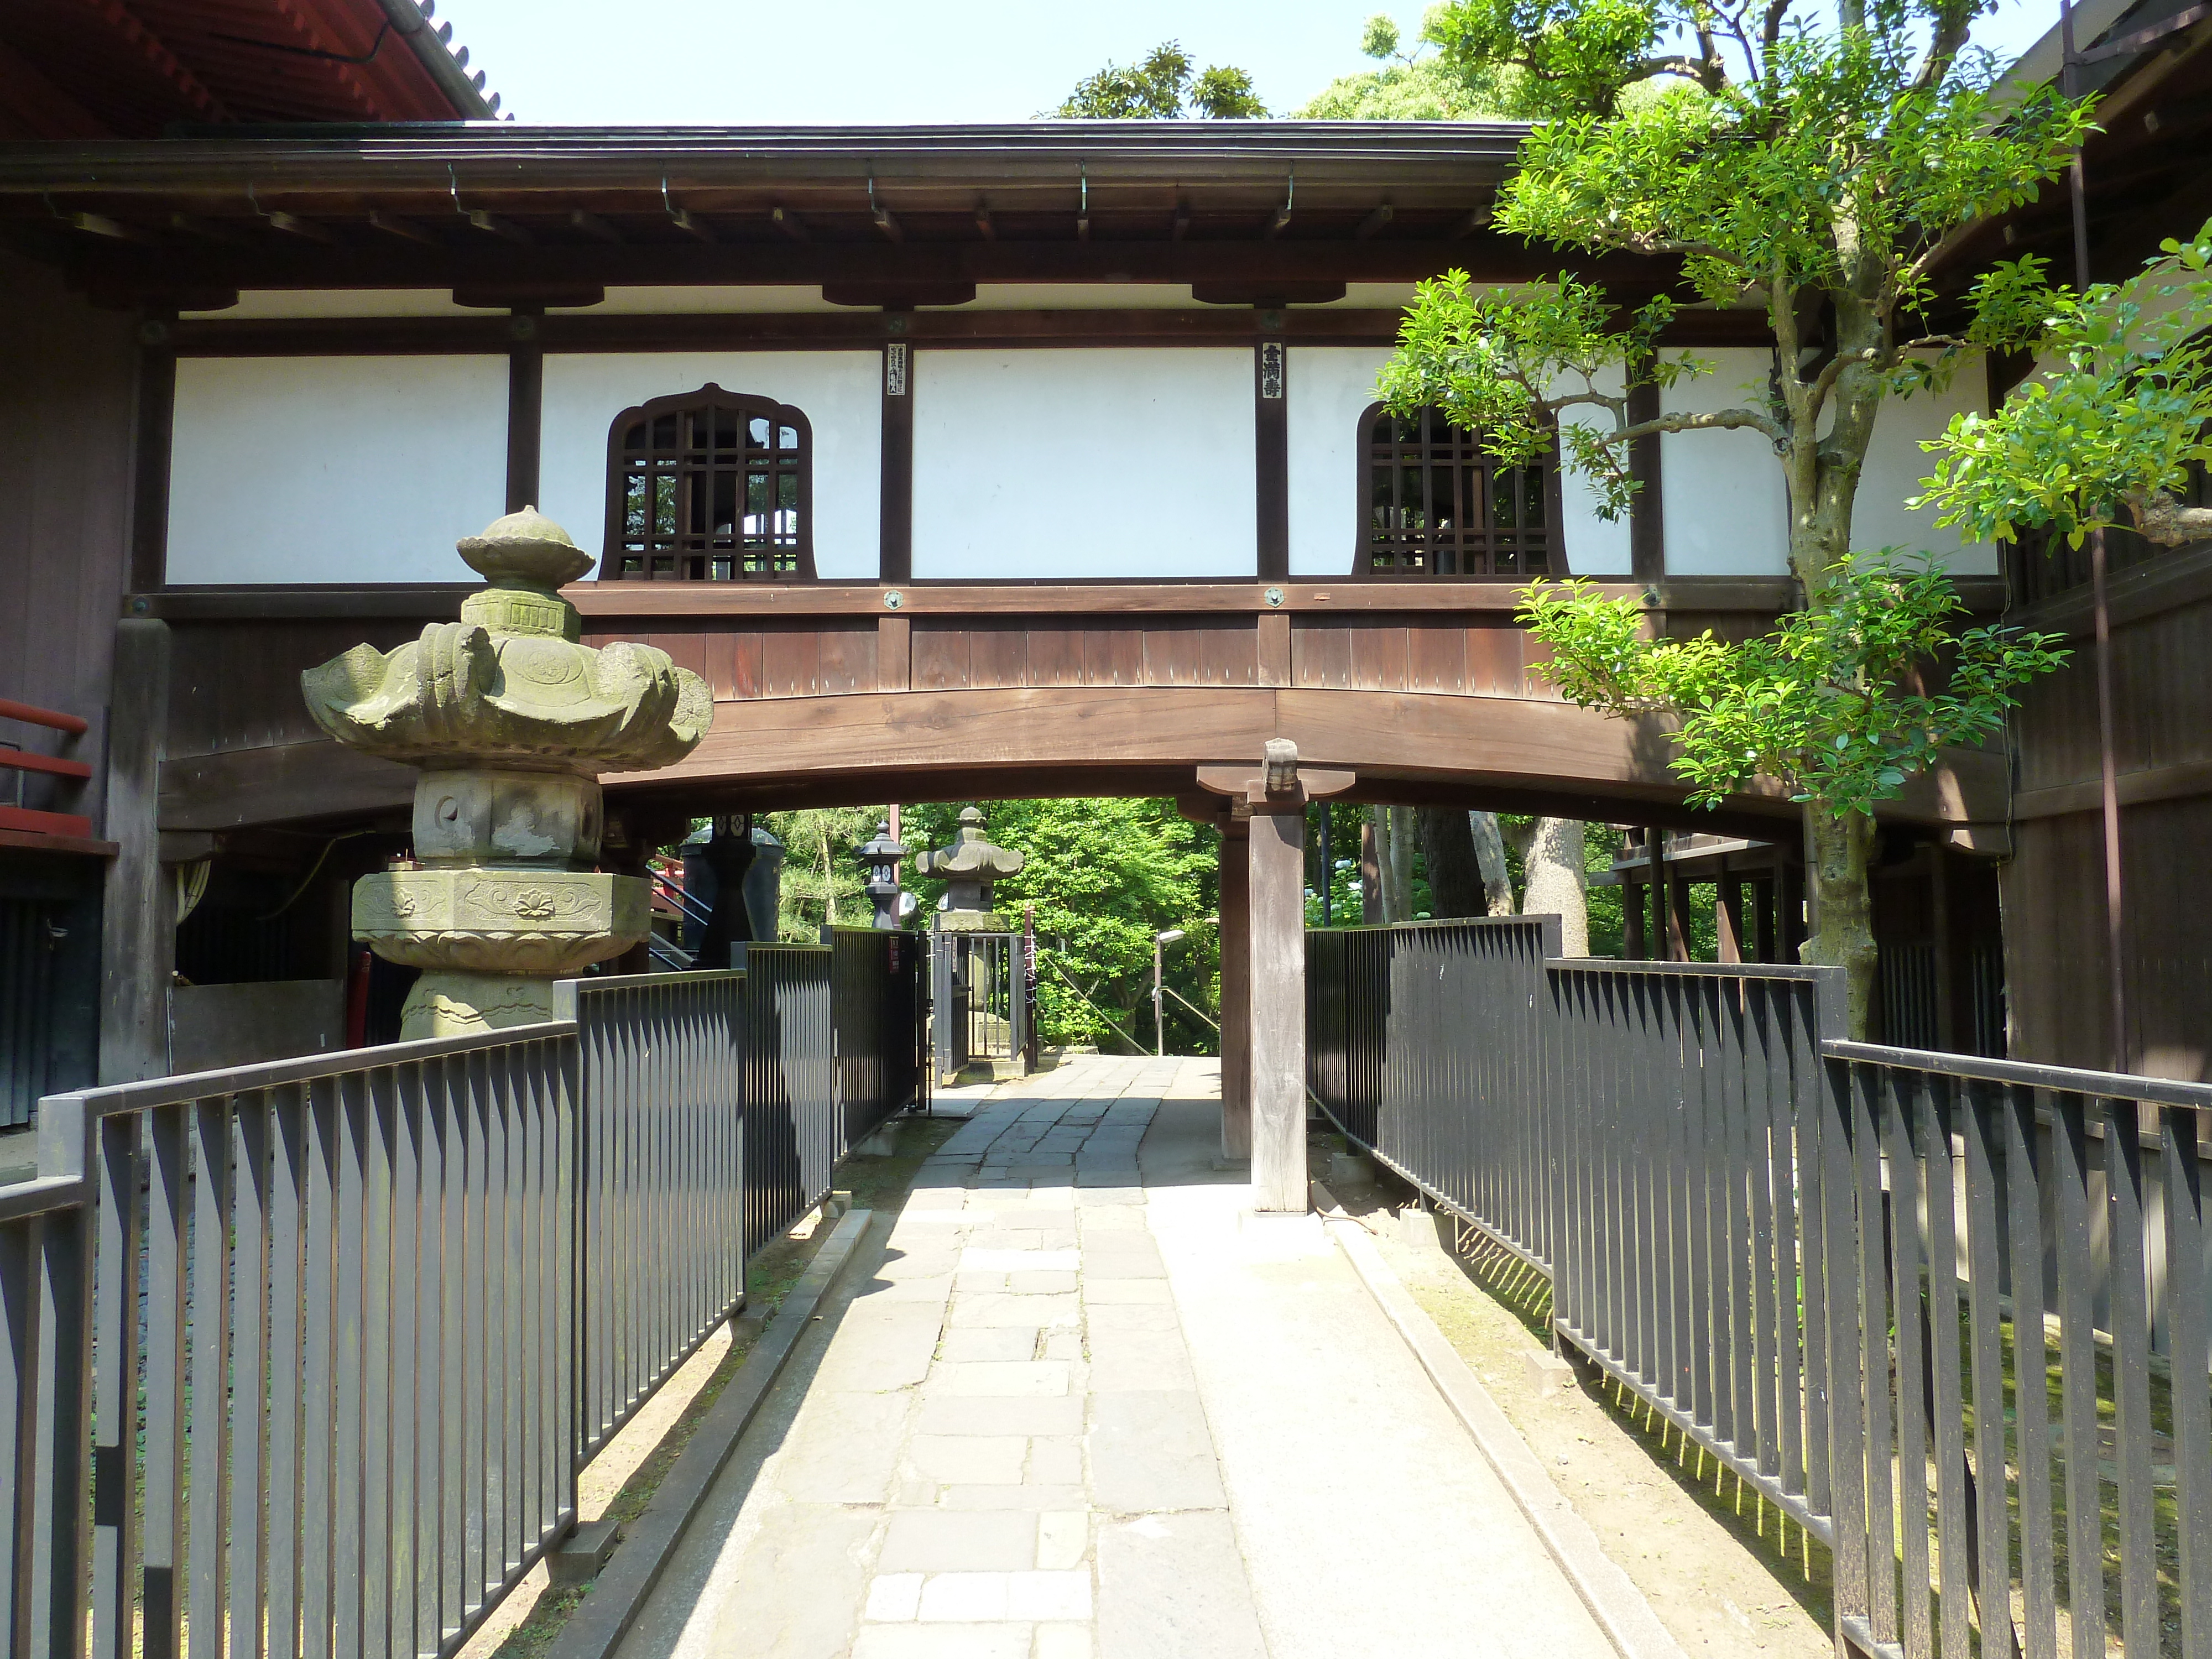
[301,508,712,1038]
[855,820,907,931]
[914,807,1024,931]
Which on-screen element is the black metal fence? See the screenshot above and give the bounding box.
[2,950,924,1659]
[1309,916,2212,1659]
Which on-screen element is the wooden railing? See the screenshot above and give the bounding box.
[0,698,91,839]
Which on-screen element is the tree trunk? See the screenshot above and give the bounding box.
[1385,805,1417,921]
[1465,811,1517,916]
[1359,811,1383,924]
[1415,807,1486,918]
[1520,818,1589,956]
[1803,805,1877,1038]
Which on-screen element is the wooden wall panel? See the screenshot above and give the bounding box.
[1406,626,1467,693]
[169,619,425,759]
[1194,625,1256,686]
[1291,624,1352,690]
[911,624,972,691]
[0,253,139,826]
[1465,627,1528,698]
[1348,622,1410,692]
[967,621,1032,689]
[1085,628,1143,686]
[815,626,877,695]
[1144,624,1201,687]
[761,628,821,698]
[1025,628,1084,687]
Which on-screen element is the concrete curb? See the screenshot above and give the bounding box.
[542,1206,875,1659]
[1314,1186,1690,1659]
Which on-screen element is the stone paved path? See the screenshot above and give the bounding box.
[622,1057,1618,1659]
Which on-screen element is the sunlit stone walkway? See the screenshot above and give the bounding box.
[621,1057,1618,1659]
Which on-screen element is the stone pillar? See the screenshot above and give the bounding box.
[302,508,711,1039]
[1247,803,1306,1211]
[1217,819,1251,1162]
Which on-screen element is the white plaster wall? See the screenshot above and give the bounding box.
[538,352,882,579]
[166,356,509,585]
[1553,364,1634,576]
[1661,348,1791,575]
[1287,346,1392,576]
[1285,347,1631,577]
[1855,364,1999,573]
[911,349,1255,579]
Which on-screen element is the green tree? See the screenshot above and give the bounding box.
[906,799,1217,1052]
[1917,222,2212,550]
[1057,41,1266,119]
[763,806,880,942]
[1299,11,1511,119]
[1378,0,2091,1031]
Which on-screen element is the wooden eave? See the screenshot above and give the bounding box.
[1929,0,2212,296]
[0,121,1591,301]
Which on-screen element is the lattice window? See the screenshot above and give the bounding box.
[1359,404,1561,578]
[603,385,813,581]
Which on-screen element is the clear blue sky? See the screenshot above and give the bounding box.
[430,0,2064,126]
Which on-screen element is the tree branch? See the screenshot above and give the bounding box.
[1806,346,1880,417]
[1608,406,1787,444]
[2128,492,2212,545]
[1911,0,1976,91]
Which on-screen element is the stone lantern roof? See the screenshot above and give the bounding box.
[915,807,1025,933]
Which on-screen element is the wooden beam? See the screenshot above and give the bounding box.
[465,207,533,245]
[1354,203,1394,239]
[367,209,441,246]
[264,210,339,245]
[567,209,623,243]
[974,199,995,241]
[771,205,809,242]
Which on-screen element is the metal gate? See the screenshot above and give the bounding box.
[928,931,1024,1083]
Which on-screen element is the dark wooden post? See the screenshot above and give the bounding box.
[1667,874,1694,961]
[1624,869,1647,958]
[880,333,914,583]
[1717,860,1745,964]
[1196,746,1353,1213]
[1248,802,1305,1210]
[1218,819,1251,1162]
[504,309,544,512]
[98,618,173,1083]
[1646,828,1668,959]
[1780,856,1808,964]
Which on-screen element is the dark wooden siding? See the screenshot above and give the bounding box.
[2003,571,2212,1079]
[0,251,137,828]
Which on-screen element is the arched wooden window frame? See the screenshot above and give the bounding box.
[600,384,816,582]
[1353,402,1569,578]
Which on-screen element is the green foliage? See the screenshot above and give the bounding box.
[1917,221,2212,548]
[1300,9,1514,119]
[905,799,1218,1052]
[762,807,879,941]
[1380,272,1695,517]
[1519,556,2069,815]
[1383,2,2092,588]
[1057,41,1266,119]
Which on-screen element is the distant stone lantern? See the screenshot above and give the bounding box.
[914,807,1025,931]
[301,507,712,1038]
[855,820,907,931]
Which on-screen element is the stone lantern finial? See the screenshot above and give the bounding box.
[302,509,713,1038]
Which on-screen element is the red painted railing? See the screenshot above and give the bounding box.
[0,699,92,838]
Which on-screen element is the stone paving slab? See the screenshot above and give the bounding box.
[620,1055,1627,1659]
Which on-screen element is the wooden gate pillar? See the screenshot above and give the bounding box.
[1217,818,1251,1162]
[1197,742,1353,1214]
